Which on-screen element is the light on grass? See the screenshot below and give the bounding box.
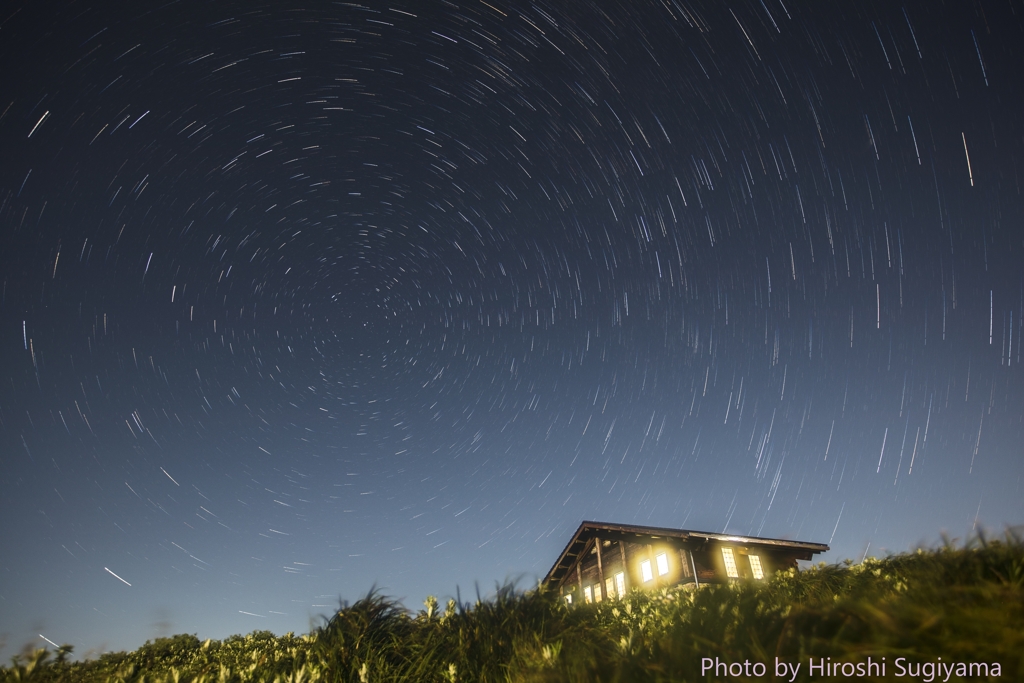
[4,532,1020,682]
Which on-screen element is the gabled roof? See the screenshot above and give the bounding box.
[543,520,830,586]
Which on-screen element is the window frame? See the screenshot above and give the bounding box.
[748,554,764,580]
[640,559,654,583]
[721,547,739,578]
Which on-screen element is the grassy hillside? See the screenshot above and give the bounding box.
[4,533,1021,682]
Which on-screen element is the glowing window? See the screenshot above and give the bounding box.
[594,584,602,602]
[564,593,572,604]
[615,571,626,598]
[722,547,739,578]
[605,577,615,599]
[748,554,764,580]
[584,585,593,603]
[641,559,653,582]
[656,553,669,576]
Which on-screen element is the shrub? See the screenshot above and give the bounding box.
[3,531,1021,683]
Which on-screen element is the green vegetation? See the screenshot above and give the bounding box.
[4,533,1021,682]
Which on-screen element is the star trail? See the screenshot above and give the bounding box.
[1,0,1022,658]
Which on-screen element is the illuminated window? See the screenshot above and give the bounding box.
[641,559,654,582]
[564,593,572,604]
[722,547,739,578]
[656,553,669,576]
[594,584,602,602]
[748,554,764,580]
[615,571,626,598]
[605,576,615,599]
[584,585,593,603]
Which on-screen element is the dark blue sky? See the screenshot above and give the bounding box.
[1,0,1022,659]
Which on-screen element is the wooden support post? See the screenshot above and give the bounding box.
[679,548,691,579]
[689,549,699,588]
[576,557,583,599]
[647,544,656,586]
[619,540,628,592]
[595,537,605,596]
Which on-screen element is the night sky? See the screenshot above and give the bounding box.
[2,0,1023,659]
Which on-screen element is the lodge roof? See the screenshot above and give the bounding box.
[543,520,830,586]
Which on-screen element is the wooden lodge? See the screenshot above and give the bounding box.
[544,521,829,603]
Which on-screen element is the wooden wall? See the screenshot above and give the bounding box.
[558,534,809,602]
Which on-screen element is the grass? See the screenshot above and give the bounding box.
[3,531,1021,682]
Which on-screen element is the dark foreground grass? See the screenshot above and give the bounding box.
[4,532,1022,682]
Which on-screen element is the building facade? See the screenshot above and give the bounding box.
[544,521,829,603]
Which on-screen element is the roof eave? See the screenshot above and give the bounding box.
[542,520,830,586]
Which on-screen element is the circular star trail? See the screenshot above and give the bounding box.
[1,0,1022,657]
